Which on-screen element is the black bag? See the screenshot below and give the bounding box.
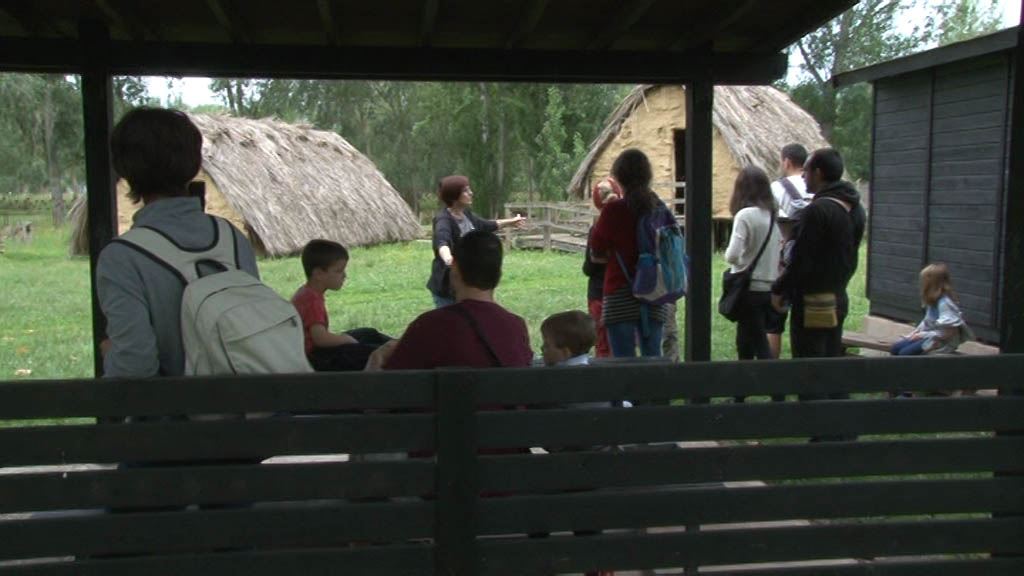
[718,211,775,322]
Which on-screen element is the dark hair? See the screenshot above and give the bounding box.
[541,310,596,356]
[301,239,349,278]
[452,230,503,290]
[781,143,808,168]
[438,174,469,207]
[806,148,844,183]
[611,148,657,216]
[110,107,203,203]
[729,166,775,216]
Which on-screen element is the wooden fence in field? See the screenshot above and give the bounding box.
[1,355,1022,575]
[504,198,685,253]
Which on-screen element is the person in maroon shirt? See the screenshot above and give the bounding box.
[367,230,533,370]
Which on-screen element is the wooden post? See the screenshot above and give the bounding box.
[684,78,713,362]
[434,371,479,576]
[80,20,117,377]
[543,205,551,251]
[999,13,1024,353]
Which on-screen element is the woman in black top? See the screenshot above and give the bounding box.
[427,174,526,308]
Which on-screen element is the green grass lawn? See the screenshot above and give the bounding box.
[1,217,868,380]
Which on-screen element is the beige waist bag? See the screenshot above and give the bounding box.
[803,293,838,329]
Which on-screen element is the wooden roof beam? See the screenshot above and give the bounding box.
[587,0,658,50]
[93,0,159,42]
[504,0,549,49]
[0,2,64,38]
[757,0,858,53]
[206,0,251,44]
[317,0,341,46]
[667,0,756,52]
[420,0,439,47]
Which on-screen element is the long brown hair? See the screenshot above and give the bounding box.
[611,148,657,216]
[729,166,775,216]
[920,263,955,307]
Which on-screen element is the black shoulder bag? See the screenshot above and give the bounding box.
[719,211,775,322]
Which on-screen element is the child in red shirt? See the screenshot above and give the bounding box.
[291,240,392,371]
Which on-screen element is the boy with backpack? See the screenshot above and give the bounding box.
[97,107,268,377]
[292,239,393,371]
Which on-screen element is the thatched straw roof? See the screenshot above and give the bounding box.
[70,114,421,257]
[566,85,831,198]
[191,114,420,255]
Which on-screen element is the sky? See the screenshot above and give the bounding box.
[145,0,1022,108]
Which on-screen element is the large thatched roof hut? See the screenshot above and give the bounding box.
[567,85,831,219]
[70,114,421,256]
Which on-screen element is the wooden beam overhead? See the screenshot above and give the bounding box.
[668,0,756,52]
[0,2,63,38]
[93,0,159,42]
[0,38,787,84]
[205,0,251,44]
[504,0,549,49]
[586,0,658,50]
[758,0,857,53]
[420,0,439,47]
[316,0,341,46]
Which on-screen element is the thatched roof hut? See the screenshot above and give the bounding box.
[70,114,421,256]
[567,85,831,219]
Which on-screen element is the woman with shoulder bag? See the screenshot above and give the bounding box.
[722,166,782,363]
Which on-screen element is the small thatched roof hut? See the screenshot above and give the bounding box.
[567,85,831,219]
[70,114,421,256]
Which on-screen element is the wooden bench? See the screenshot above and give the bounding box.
[1,357,1023,575]
[843,315,999,356]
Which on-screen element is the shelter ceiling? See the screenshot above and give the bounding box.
[0,0,855,83]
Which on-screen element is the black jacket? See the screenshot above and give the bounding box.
[772,180,865,298]
[426,209,497,297]
[582,226,606,301]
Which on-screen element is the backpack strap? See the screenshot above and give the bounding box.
[451,303,502,367]
[746,210,775,273]
[113,216,238,284]
[777,177,804,202]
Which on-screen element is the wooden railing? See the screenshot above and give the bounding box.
[504,198,685,252]
[1,355,1022,575]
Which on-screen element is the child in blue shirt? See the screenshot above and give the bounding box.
[890,263,973,356]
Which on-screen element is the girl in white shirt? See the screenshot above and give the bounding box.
[725,166,783,363]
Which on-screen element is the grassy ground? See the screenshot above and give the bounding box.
[1,217,868,380]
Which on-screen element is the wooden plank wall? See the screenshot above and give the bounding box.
[870,52,1012,342]
[1,358,1023,575]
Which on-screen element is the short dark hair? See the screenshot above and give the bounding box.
[452,230,502,290]
[301,239,349,278]
[541,310,596,356]
[110,107,203,203]
[806,148,844,183]
[781,143,808,168]
[729,166,775,216]
[438,174,469,207]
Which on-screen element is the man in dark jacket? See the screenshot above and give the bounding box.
[771,148,865,361]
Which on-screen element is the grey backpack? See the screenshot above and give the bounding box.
[117,218,312,375]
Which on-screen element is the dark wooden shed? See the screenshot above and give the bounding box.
[835,28,1018,343]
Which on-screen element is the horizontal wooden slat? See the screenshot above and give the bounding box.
[471,356,1024,405]
[476,478,1024,534]
[0,542,434,576]
[0,414,435,466]
[0,459,435,513]
[0,372,437,419]
[477,518,1024,575]
[656,558,1024,576]
[0,500,433,559]
[477,437,1024,492]
[475,397,1024,449]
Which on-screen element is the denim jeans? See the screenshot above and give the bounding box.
[606,320,663,357]
[891,338,926,356]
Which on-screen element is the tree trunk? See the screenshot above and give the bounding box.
[43,80,65,226]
